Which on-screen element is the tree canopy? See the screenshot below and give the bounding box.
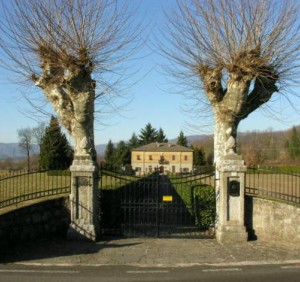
[286,126,300,160]
[164,0,300,166]
[104,140,115,166]
[0,0,140,162]
[39,116,73,170]
[177,131,188,147]
[139,123,158,145]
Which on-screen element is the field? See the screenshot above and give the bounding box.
[0,170,71,210]
[245,172,300,203]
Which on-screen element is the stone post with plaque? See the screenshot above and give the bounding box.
[215,154,248,243]
[67,157,99,241]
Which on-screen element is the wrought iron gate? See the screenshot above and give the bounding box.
[99,166,215,238]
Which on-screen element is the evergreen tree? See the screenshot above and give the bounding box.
[128,133,139,149]
[192,146,206,166]
[177,131,188,147]
[139,123,158,145]
[113,141,130,166]
[104,140,115,166]
[286,126,300,160]
[40,116,73,170]
[156,128,168,143]
[206,152,214,166]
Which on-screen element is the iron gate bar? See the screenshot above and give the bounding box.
[99,166,216,238]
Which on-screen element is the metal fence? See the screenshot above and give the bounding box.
[245,168,300,205]
[100,166,216,238]
[1,166,298,217]
[0,170,71,209]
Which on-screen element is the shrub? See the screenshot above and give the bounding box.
[193,185,216,229]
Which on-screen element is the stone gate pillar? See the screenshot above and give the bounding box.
[67,157,99,241]
[215,154,248,243]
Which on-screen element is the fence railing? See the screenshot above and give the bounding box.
[1,166,299,212]
[0,170,71,210]
[245,168,300,205]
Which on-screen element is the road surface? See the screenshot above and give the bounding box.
[0,263,299,282]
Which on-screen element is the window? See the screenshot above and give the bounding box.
[149,166,153,172]
[184,155,188,161]
[172,155,175,161]
[149,155,153,161]
[137,155,141,160]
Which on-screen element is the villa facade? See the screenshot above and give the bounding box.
[131,142,193,175]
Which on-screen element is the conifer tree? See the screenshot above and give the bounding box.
[139,123,158,145]
[286,126,300,160]
[128,133,139,149]
[40,116,73,170]
[104,140,115,166]
[177,131,188,147]
[113,141,130,166]
[192,146,206,166]
[156,128,168,143]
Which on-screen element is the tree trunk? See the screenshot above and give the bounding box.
[34,64,97,164]
[61,84,97,163]
[213,110,240,169]
[27,149,30,172]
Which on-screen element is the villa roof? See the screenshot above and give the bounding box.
[131,142,193,153]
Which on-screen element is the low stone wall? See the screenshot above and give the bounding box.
[0,197,70,247]
[245,196,300,245]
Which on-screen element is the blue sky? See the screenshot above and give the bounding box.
[0,0,300,145]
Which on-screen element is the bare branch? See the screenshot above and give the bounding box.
[162,0,300,163]
[163,0,300,109]
[0,0,141,160]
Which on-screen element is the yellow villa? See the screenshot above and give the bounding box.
[131,142,193,175]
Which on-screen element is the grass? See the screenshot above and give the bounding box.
[168,173,216,228]
[248,166,300,174]
[0,170,71,208]
[245,172,300,199]
[99,169,140,190]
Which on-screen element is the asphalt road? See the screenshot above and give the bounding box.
[0,263,299,282]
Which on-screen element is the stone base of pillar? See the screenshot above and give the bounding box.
[216,221,248,243]
[67,223,98,241]
[68,157,100,242]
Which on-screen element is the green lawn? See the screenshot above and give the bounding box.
[0,171,71,207]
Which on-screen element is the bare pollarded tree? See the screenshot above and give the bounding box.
[18,127,33,172]
[0,0,139,163]
[163,0,300,168]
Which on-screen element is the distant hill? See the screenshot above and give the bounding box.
[0,142,109,160]
[95,144,107,156]
[0,143,39,160]
[0,137,210,160]
[169,134,210,144]
[0,127,298,160]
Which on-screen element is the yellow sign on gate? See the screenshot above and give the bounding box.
[163,195,173,202]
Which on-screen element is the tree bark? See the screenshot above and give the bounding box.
[34,61,97,163]
[213,112,240,168]
[201,68,251,167]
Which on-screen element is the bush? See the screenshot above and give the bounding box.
[193,185,216,229]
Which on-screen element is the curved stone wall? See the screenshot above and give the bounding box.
[0,197,70,247]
